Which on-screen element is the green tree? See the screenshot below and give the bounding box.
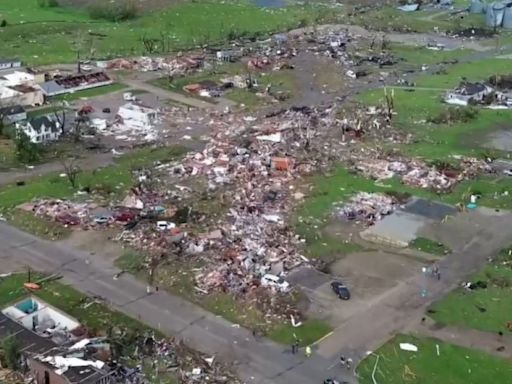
[1,336,21,370]
[15,131,42,163]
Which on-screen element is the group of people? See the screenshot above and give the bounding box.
[339,355,353,370]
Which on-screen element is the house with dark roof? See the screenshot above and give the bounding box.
[0,58,22,71]
[16,115,61,144]
[445,81,494,106]
[0,105,26,124]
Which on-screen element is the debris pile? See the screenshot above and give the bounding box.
[334,192,398,225]
[107,55,204,75]
[27,199,93,226]
[353,156,489,191]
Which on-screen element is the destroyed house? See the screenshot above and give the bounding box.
[445,81,493,106]
[30,354,113,384]
[40,72,113,97]
[0,301,114,384]
[0,105,26,124]
[117,102,158,130]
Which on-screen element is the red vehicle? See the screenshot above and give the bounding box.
[56,213,81,226]
[114,210,137,223]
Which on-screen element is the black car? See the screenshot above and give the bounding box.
[324,379,348,384]
[331,281,350,300]
[102,107,111,113]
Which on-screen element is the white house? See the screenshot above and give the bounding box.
[117,103,158,130]
[0,105,26,124]
[445,82,494,106]
[0,58,22,71]
[16,115,61,144]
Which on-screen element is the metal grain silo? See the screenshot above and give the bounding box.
[470,0,485,13]
[503,5,512,28]
[486,2,506,27]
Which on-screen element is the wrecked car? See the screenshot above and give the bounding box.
[261,274,290,293]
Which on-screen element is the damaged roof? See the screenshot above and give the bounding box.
[455,81,489,95]
[0,312,56,355]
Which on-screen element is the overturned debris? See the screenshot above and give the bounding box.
[334,192,399,225]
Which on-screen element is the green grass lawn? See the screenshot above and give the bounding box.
[0,273,151,333]
[0,145,186,211]
[360,84,512,161]
[388,44,470,67]
[357,334,512,384]
[0,138,17,170]
[0,0,326,65]
[348,5,486,34]
[415,58,512,89]
[430,248,512,333]
[268,319,332,347]
[51,83,128,102]
[409,237,451,255]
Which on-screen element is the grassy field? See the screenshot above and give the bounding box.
[0,145,186,211]
[51,83,128,101]
[357,334,512,384]
[348,5,486,34]
[388,44,470,67]
[360,87,512,160]
[0,0,327,65]
[430,248,512,333]
[415,58,512,89]
[409,237,451,255]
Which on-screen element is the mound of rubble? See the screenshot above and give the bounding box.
[334,192,399,225]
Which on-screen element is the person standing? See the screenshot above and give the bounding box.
[305,345,312,358]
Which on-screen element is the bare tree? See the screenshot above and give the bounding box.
[73,111,90,142]
[52,107,66,135]
[61,156,81,188]
[141,35,158,54]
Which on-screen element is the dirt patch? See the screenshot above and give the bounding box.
[59,0,183,13]
[62,229,124,262]
[484,129,512,151]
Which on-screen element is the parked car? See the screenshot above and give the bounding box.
[94,215,112,224]
[323,379,340,384]
[156,221,175,231]
[503,169,512,176]
[102,107,111,113]
[261,274,290,292]
[331,281,351,300]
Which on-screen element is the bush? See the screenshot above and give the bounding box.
[0,20,7,27]
[38,0,59,7]
[88,2,139,22]
[427,107,479,125]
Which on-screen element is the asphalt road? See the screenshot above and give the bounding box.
[0,221,354,384]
